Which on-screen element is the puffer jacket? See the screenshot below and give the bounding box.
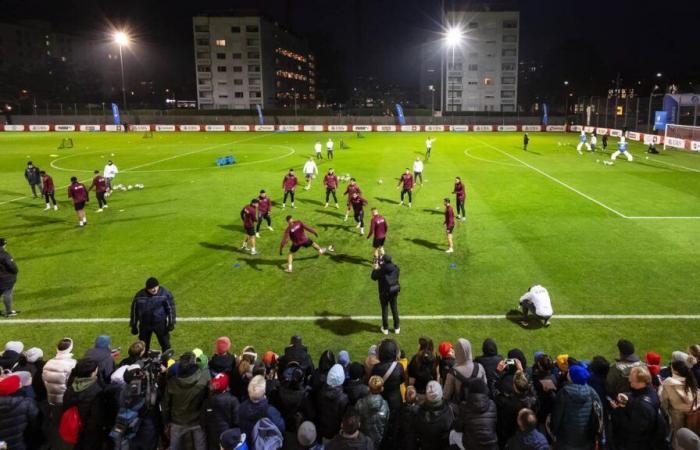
[551,383,600,450]
[345,379,370,406]
[43,347,77,404]
[0,388,39,450]
[660,374,700,432]
[605,355,644,397]
[356,393,389,449]
[63,376,109,450]
[204,391,239,450]
[162,367,210,425]
[271,383,315,432]
[611,385,659,450]
[238,398,285,446]
[496,385,538,445]
[506,429,550,450]
[315,384,349,439]
[443,338,487,402]
[475,338,503,398]
[0,248,18,290]
[411,399,455,450]
[455,392,498,450]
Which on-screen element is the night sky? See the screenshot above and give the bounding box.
[2,0,698,98]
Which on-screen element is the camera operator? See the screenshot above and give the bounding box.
[370,254,401,335]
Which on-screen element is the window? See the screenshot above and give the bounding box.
[246,38,259,46]
[196,38,209,46]
[248,64,260,72]
[249,78,261,85]
[217,66,227,72]
[485,95,495,99]
[246,25,259,33]
[503,19,518,29]
[449,91,462,98]
[502,76,515,85]
[502,63,516,71]
[250,91,261,98]
[501,90,516,98]
[217,81,228,86]
[234,92,244,98]
[448,76,462,84]
[233,79,243,85]
[247,51,260,59]
[232,53,242,59]
[467,81,478,86]
[468,64,478,71]
[448,62,463,71]
[215,39,226,47]
[219,94,229,99]
[198,79,208,85]
[502,104,515,112]
[199,91,212,98]
[233,66,243,72]
[502,49,516,57]
[197,65,211,72]
[468,52,478,59]
[231,26,241,33]
[484,77,493,86]
[216,53,225,59]
[503,34,517,43]
[196,52,208,59]
[468,22,478,29]
[194,25,209,32]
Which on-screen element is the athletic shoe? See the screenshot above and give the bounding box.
[394,328,400,335]
[544,319,551,327]
[282,204,286,209]
[267,226,274,231]
[54,205,58,211]
[103,204,108,209]
[519,320,529,327]
[44,205,50,210]
[408,203,412,208]
[255,232,260,238]
[327,245,335,252]
[456,215,461,220]
[251,249,258,255]
[291,204,296,209]
[445,248,454,253]
[343,216,348,222]
[79,222,85,227]
[360,228,364,235]
[335,204,339,209]
[97,208,103,213]
[284,267,293,273]
[324,203,329,208]
[319,248,326,255]
[355,222,361,228]
[3,311,18,318]
[461,217,466,221]
[399,201,404,206]
[380,327,389,335]
[240,244,248,250]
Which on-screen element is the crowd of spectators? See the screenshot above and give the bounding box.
[1,334,700,450]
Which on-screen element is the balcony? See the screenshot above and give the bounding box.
[197,72,212,79]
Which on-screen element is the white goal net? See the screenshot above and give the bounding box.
[664,124,700,151]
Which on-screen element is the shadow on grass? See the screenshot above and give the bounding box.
[108,213,175,224]
[328,252,371,267]
[522,148,541,155]
[315,209,344,219]
[20,284,102,301]
[405,238,441,251]
[301,198,324,207]
[313,310,379,336]
[317,222,355,234]
[3,215,66,230]
[240,255,316,272]
[218,224,241,233]
[421,208,442,215]
[21,248,87,261]
[374,197,399,205]
[505,309,545,330]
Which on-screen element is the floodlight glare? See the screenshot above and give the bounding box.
[114,31,129,46]
[445,27,463,48]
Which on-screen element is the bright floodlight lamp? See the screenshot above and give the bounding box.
[114,31,129,46]
[656,72,663,78]
[445,26,463,48]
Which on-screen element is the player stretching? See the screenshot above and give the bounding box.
[88,170,109,212]
[68,176,89,227]
[576,130,591,155]
[279,215,333,273]
[444,198,455,253]
[256,190,273,237]
[326,138,335,160]
[610,136,633,162]
[349,192,368,234]
[453,176,467,221]
[367,208,387,260]
[314,141,323,160]
[303,158,318,191]
[282,169,297,209]
[343,178,362,221]
[425,136,434,160]
[413,157,424,185]
[240,198,259,255]
[324,169,340,208]
[397,169,414,207]
[40,171,58,211]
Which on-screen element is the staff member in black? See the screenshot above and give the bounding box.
[130,277,176,351]
[0,238,18,317]
[371,254,401,335]
[24,161,41,198]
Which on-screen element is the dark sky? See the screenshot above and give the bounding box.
[2,0,699,96]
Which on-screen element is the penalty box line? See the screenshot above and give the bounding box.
[2,314,700,325]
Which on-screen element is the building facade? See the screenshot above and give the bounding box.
[193,15,316,110]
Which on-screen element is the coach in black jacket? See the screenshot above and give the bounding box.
[130,277,176,352]
[0,238,18,317]
[371,254,401,335]
[24,162,41,198]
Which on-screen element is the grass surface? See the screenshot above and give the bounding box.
[1,131,698,362]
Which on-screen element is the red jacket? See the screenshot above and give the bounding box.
[67,183,88,204]
[41,175,55,194]
[324,174,338,189]
[399,173,414,190]
[282,174,297,191]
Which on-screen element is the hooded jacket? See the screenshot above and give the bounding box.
[660,374,700,432]
[371,259,400,300]
[411,398,456,450]
[455,391,498,450]
[345,378,370,406]
[204,390,239,450]
[356,393,389,449]
[605,354,644,397]
[551,383,600,449]
[443,338,487,402]
[0,248,18,290]
[84,338,115,385]
[63,376,109,450]
[238,397,285,445]
[611,384,659,450]
[475,339,503,397]
[316,383,350,439]
[43,344,77,405]
[278,341,314,382]
[162,366,210,425]
[496,382,538,445]
[0,377,39,450]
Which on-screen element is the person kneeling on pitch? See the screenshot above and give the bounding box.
[371,254,401,335]
[519,284,553,327]
[130,277,176,352]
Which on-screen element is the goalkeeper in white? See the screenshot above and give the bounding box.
[576,130,591,154]
[303,158,319,190]
[519,285,553,327]
[610,136,633,162]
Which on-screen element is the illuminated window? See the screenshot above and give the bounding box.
[484,77,492,85]
[215,39,226,47]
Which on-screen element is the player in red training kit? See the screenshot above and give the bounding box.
[256,190,273,237]
[343,178,362,221]
[397,168,414,207]
[453,176,467,221]
[349,192,368,235]
[444,198,455,253]
[366,208,388,259]
[279,215,333,272]
[67,176,89,227]
[281,169,297,209]
[39,170,58,211]
[240,198,259,255]
[88,170,109,212]
[323,169,340,208]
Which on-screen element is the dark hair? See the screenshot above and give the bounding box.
[57,338,72,351]
[672,360,698,401]
[259,189,266,194]
[73,358,98,377]
[617,339,635,357]
[341,410,361,434]
[350,178,356,182]
[251,198,259,204]
[534,354,554,376]
[289,168,294,171]
[444,198,450,203]
[589,356,610,377]
[40,170,46,175]
[94,170,99,174]
[318,350,335,373]
[70,176,77,182]
[285,215,293,222]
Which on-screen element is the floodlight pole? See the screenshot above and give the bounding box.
[118,43,127,111]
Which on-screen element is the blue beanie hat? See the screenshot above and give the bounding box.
[327,364,345,388]
[338,350,350,367]
[569,364,591,385]
[95,335,111,349]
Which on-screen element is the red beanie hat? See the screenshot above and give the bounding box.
[0,375,21,396]
[263,351,278,367]
[211,373,229,393]
[215,337,231,355]
[646,351,661,366]
[438,341,453,359]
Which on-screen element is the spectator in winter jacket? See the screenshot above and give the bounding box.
[606,339,645,397]
[356,375,389,449]
[674,427,700,450]
[443,338,487,402]
[437,341,456,385]
[689,345,700,384]
[660,360,700,432]
[298,420,324,450]
[17,347,46,401]
[327,410,374,450]
[0,340,23,370]
[645,351,662,388]
[409,381,455,450]
[209,336,236,376]
[0,373,39,450]
[204,372,239,450]
[610,366,660,450]
[312,350,336,395]
[531,354,557,426]
[239,375,285,446]
[63,358,110,450]
[505,408,550,450]
[162,352,210,450]
[587,356,609,409]
[43,338,77,449]
[475,338,504,397]
[278,335,314,383]
[551,364,601,450]
[24,161,42,197]
[496,368,538,445]
[316,363,350,440]
[365,345,380,379]
[83,335,115,385]
[271,362,315,433]
[0,237,19,318]
[408,336,438,395]
[370,339,404,450]
[345,362,370,406]
[451,378,498,450]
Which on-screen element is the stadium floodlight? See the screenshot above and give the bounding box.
[656,72,663,78]
[113,31,131,111]
[445,26,464,48]
[114,31,129,46]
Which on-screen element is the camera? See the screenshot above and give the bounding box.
[503,358,518,375]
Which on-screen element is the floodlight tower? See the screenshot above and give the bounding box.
[114,31,130,111]
[443,26,464,113]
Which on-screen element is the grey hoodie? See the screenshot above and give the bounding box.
[443,338,487,401]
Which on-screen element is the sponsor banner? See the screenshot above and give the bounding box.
[80,124,102,132]
[376,125,397,132]
[584,126,595,133]
[4,124,25,131]
[546,125,566,132]
[473,125,494,132]
[279,125,300,132]
[303,125,324,132]
[353,125,372,132]
[29,125,50,132]
[665,137,685,149]
[497,125,517,132]
[155,124,176,132]
[643,134,661,144]
[179,124,201,132]
[691,141,700,152]
[570,125,582,132]
[254,125,275,131]
[54,124,76,132]
[522,125,542,132]
[609,129,622,137]
[204,125,226,132]
[400,125,422,132]
[229,125,251,131]
[328,125,348,132]
[595,128,608,135]
[450,125,470,132]
[424,125,445,132]
[130,125,151,132]
[104,124,124,132]
[627,131,640,141]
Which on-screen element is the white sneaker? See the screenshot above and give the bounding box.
[44,204,50,210]
[282,204,286,209]
[360,228,364,235]
[79,222,84,227]
[408,203,412,208]
[291,204,296,209]
[284,267,293,273]
[325,203,329,208]
[445,248,454,253]
[355,222,361,228]
[97,208,103,213]
[343,216,348,222]
[103,204,108,209]
[380,327,389,335]
[335,204,339,209]
[255,232,260,238]
[241,244,248,250]
[394,328,400,335]
[251,249,257,255]
[267,226,274,231]
[54,205,58,211]
[399,201,404,206]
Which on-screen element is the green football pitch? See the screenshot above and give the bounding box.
[1,130,699,362]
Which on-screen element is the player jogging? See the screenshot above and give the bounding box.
[240,198,259,255]
[343,178,362,221]
[303,158,318,190]
[326,138,334,160]
[610,136,633,162]
[324,169,340,208]
[453,176,467,221]
[523,133,529,151]
[104,160,118,193]
[67,176,89,227]
[576,130,591,154]
[590,133,597,152]
[39,171,58,211]
[397,168,414,207]
[314,141,323,160]
[413,157,424,185]
[444,198,455,253]
[282,169,298,209]
[256,190,273,237]
[279,215,333,273]
[88,170,109,212]
[350,192,368,235]
[367,208,388,260]
[425,136,434,160]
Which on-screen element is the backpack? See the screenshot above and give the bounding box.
[642,396,672,450]
[252,417,283,450]
[686,398,700,434]
[59,406,83,445]
[449,364,480,402]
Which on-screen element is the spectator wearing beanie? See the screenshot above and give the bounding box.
[451,378,498,450]
[63,358,110,450]
[239,374,285,446]
[327,410,374,450]
[437,341,456,385]
[443,338,487,402]
[339,350,350,374]
[610,366,660,450]
[162,351,210,450]
[0,340,24,370]
[410,380,455,450]
[0,373,39,450]
[475,338,503,397]
[42,338,77,449]
[219,428,245,450]
[370,339,404,449]
[531,353,558,426]
[689,345,700,383]
[606,339,644,397]
[646,351,662,387]
[210,337,236,376]
[356,375,389,449]
[298,420,324,450]
[551,364,602,450]
[587,356,609,410]
[278,335,314,383]
[675,427,700,450]
[316,363,350,441]
[496,368,537,445]
[19,347,47,402]
[408,336,438,395]
[345,362,370,406]
[84,335,115,384]
[204,372,239,450]
[311,350,336,396]
[261,351,281,396]
[505,408,550,450]
[660,359,700,432]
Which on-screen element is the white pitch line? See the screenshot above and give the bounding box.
[647,158,700,173]
[2,314,700,325]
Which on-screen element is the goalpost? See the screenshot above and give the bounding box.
[663,124,700,151]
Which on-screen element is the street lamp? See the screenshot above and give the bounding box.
[563,81,570,124]
[647,72,663,132]
[428,85,435,115]
[443,25,464,114]
[291,88,298,118]
[113,31,130,111]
